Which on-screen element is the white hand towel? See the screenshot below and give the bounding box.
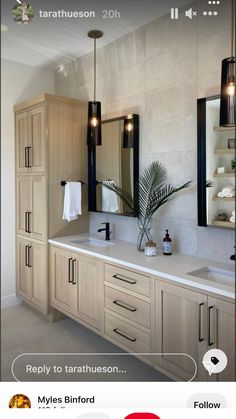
[222,185,235,194]
[217,191,225,198]
[224,191,235,198]
[232,211,235,216]
[230,216,235,223]
[102,181,119,213]
[63,182,82,222]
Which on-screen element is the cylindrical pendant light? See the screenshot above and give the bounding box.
[123,114,139,148]
[87,30,103,146]
[220,0,235,127]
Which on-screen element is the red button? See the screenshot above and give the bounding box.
[125,414,160,419]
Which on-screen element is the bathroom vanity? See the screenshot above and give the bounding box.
[49,234,235,382]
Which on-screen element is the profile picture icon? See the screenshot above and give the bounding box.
[9,394,31,408]
[12,2,34,24]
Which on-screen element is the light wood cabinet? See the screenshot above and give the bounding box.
[16,237,47,311]
[154,279,235,382]
[76,254,104,331]
[208,297,235,381]
[154,280,208,381]
[50,246,78,315]
[50,247,104,331]
[16,175,46,241]
[15,94,88,314]
[15,106,45,173]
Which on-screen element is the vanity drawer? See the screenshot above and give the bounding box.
[105,286,151,328]
[105,313,150,355]
[105,263,151,297]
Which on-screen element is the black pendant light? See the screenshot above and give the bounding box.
[220,0,235,127]
[123,114,139,148]
[87,30,103,146]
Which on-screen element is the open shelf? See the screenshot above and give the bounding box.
[213,196,235,202]
[214,171,235,178]
[214,148,236,154]
[211,220,235,228]
[213,126,235,132]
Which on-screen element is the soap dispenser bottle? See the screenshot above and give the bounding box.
[163,229,172,255]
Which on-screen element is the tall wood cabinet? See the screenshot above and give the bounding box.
[15,94,88,314]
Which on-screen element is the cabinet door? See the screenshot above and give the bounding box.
[30,242,47,311]
[50,247,77,315]
[208,297,235,381]
[16,237,31,301]
[155,280,208,381]
[16,176,31,237]
[29,106,45,172]
[15,111,30,173]
[76,255,104,331]
[30,176,46,241]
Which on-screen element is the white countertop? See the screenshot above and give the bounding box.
[49,234,235,300]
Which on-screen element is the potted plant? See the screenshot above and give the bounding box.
[103,161,191,250]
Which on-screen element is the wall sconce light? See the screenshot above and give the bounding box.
[123,114,139,148]
[87,30,103,146]
[220,0,235,127]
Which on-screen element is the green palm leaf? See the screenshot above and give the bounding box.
[103,161,191,225]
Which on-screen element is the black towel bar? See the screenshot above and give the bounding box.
[61,181,85,186]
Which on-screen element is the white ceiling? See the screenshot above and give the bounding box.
[1,0,192,69]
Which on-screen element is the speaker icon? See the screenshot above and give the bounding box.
[185,8,197,19]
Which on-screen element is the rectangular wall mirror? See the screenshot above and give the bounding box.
[197,95,235,229]
[88,114,139,215]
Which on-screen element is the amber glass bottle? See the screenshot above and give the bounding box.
[163,229,172,255]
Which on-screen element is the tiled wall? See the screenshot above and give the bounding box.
[55,0,234,262]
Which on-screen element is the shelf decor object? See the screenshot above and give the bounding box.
[220,0,235,127]
[87,30,103,146]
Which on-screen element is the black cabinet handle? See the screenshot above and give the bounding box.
[25,245,29,266]
[113,274,137,285]
[24,146,31,168]
[27,246,32,268]
[113,328,136,342]
[199,303,204,342]
[68,258,73,283]
[208,305,214,346]
[25,212,28,232]
[72,259,76,284]
[27,212,32,233]
[113,300,137,312]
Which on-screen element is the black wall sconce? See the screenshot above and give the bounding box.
[123,114,139,148]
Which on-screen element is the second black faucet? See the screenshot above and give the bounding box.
[97,222,111,241]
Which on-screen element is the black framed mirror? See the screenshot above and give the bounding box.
[88,114,139,216]
[197,95,235,229]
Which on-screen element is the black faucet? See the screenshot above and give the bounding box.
[230,246,235,261]
[97,222,111,241]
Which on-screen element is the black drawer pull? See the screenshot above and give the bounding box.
[113,274,137,285]
[208,305,214,346]
[68,258,73,283]
[113,328,136,342]
[199,303,204,342]
[72,259,76,284]
[113,300,137,312]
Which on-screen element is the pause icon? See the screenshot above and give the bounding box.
[170,8,179,19]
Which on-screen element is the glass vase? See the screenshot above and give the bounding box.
[137,218,153,251]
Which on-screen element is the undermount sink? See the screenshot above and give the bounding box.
[70,237,115,248]
[187,266,234,287]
